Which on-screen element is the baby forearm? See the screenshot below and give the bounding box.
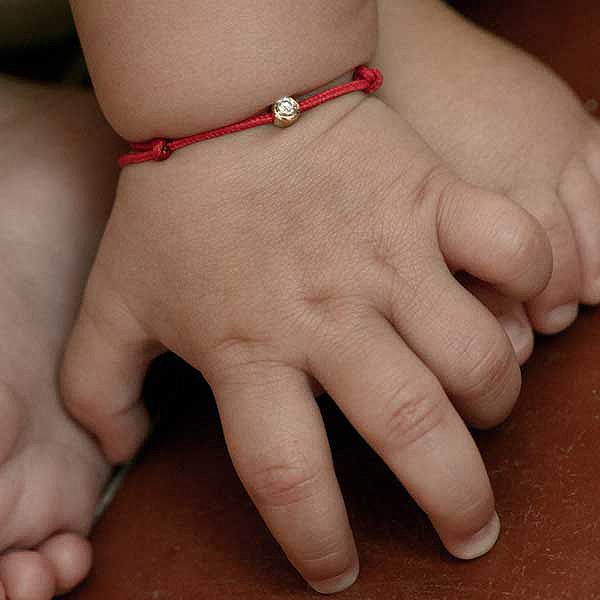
[70,0,377,141]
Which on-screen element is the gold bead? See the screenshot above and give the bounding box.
[272,96,300,128]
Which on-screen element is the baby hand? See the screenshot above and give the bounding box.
[62,94,551,592]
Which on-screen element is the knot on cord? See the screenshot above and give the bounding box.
[354,66,383,94]
[151,139,172,161]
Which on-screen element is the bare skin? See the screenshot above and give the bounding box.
[0,78,121,600]
[61,90,553,591]
[69,0,377,140]
[3,1,594,595]
[61,0,558,593]
[376,0,600,346]
[0,75,540,596]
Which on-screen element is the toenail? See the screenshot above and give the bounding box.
[448,512,501,560]
[544,303,578,332]
[498,316,529,358]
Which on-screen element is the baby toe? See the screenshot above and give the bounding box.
[0,551,55,600]
[509,185,580,334]
[37,533,93,595]
[559,154,600,304]
[459,275,534,365]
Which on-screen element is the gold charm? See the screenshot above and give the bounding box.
[272,96,300,128]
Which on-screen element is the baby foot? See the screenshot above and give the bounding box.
[0,78,121,599]
[376,0,600,342]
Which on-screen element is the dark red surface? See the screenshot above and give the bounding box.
[66,3,600,598]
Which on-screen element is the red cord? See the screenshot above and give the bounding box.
[118,65,382,167]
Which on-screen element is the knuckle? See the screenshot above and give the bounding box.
[410,165,455,213]
[304,302,379,363]
[501,216,545,273]
[380,379,448,452]
[433,486,496,537]
[207,337,274,383]
[482,204,552,297]
[246,459,323,509]
[456,333,515,400]
[299,544,356,586]
[452,489,496,530]
[303,295,373,332]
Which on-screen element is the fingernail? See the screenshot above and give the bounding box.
[449,511,501,560]
[309,563,360,595]
[544,303,578,333]
[498,316,530,358]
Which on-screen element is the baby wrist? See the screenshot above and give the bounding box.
[71,1,377,141]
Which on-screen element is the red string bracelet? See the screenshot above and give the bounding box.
[118,65,383,168]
